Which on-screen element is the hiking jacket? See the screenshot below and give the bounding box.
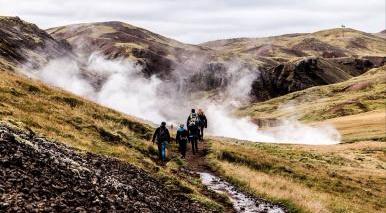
[186,113,200,127]
[152,127,170,143]
[187,125,200,137]
[176,128,189,144]
[186,113,194,128]
[198,114,207,128]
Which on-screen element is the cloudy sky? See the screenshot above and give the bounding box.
[0,0,384,43]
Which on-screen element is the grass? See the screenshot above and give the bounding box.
[0,70,227,211]
[315,110,386,143]
[239,66,385,121]
[238,66,386,142]
[204,66,385,211]
[0,73,153,164]
[206,138,386,212]
[204,28,386,58]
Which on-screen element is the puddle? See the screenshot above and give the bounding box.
[199,172,285,213]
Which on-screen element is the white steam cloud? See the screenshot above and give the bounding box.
[206,105,340,144]
[22,54,340,145]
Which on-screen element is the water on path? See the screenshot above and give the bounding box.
[199,172,285,213]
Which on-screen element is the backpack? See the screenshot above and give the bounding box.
[178,129,188,141]
[188,113,200,127]
[158,127,168,141]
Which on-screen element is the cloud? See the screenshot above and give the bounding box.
[0,0,384,43]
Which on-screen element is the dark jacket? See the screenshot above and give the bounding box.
[187,125,200,137]
[186,113,196,128]
[152,126,170,143]
[176,128,189,144]
[198,114,207,128]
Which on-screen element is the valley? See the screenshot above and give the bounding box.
[0,15,385,212]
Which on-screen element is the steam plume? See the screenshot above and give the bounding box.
[22,54,340,145]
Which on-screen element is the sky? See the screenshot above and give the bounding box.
[0,0,385,44]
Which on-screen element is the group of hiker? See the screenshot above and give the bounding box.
[151,109,207,161]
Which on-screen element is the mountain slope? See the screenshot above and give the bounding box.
[239,65,386,142]
[202,28,386,58]
[0,16,385,213]
[47,21,213,78]
[250,56,371,101]
[48,22,386,101]
[0,70,228,212]
[374,29,386,39]
[1,16,383,103]
[0,16,71,72]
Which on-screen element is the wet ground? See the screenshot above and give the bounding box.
[182,140,286,213]
[199,172,285,213]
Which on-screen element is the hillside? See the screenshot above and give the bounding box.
[48,22,386,101]
[207,138,386,213]
[374,29,386,39]
[1,16,385,212]
[47,21,213,78]
[1,17,385,103]
[0,16,71,72]
[0,70,232,212]
[238,65,386,142]
[202,28,386,58]
[202,28,386,100]
[0,123,206,212]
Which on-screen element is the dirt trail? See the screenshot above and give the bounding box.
[184,140,210,172]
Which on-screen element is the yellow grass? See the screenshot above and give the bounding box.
[0,70,229,211]
[208,139,386,212]
[238,66,386,141]
[204,28,386,57]
[316,110,386,142]
[216,160,334,213]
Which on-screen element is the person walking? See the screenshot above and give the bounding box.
[187,109,200,155]
[151,121,170,161]
[176,124,189,158]
[197,109,207,141]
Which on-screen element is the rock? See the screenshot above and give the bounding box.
[0,123,208,212]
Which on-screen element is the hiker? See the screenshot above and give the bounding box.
[187,109,200,155]
[176,124,189,158]
[151,121,170,161]
[197,109,207,141]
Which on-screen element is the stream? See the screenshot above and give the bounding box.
[199,172,286,213]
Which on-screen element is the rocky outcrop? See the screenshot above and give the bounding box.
[250,56,384,101]
[188,63,229,91]
[0,123,207,212]
[251,57,348,101]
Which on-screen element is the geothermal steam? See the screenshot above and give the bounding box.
[23,55,340,145]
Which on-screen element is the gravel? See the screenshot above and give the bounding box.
[0,123,206,212]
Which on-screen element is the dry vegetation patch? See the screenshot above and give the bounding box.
[207,139,386,212]
[0,71,228,212]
